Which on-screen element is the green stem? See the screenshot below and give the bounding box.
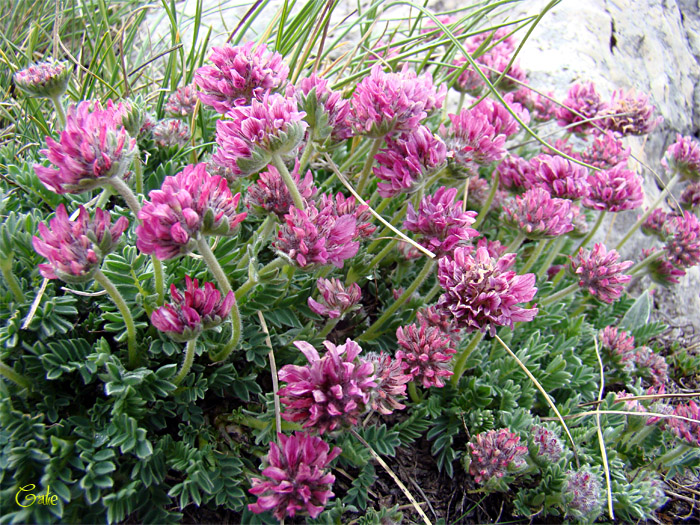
[572,211,606,255]
[95,187,113,209]
[271,153,305,210]
[539,282,579,307]
[108,176,141,215]
[298,138,315,172]
[373,197,393,217]
[0,360,31,389]
[656,443,692,467]
[367,238,398,270]
[318,140,372,192]
[133,147,144,195]
[94,269,138,368]
[366,201,409,254]
[210,318,241,362]
[506,231,527,254]
[173,338,198,385]
[318,317,340,340]
[152,258,164,305]
[235,216,276,271]
[616,173,681,251]
[229,412,301,432]
[355,138,383,195]
[50,94,66,128]
[234,257,287,301]
[1,260,25,303]
[408,382,421,403]
[536,236,566,280]
[473,172,499,229]
[451,331,484,386]
[520,239,548,275]
[358,259,436,341]
[627,249,664,276]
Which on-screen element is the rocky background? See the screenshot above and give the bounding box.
[145,0,700,331]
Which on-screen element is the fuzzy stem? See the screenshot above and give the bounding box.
[657,443,692,466]
[536,235,566,280]
[173,338,198,385]
[520,238,548,275]
[0,360,31,389]
[628,249,664,276]
[257,311,282,439]
[152,258,165,305]
[616,173,681,251]
[298,139,315,172]
[94,269,138,368]
[95,186,113,209]
[108,176,141,215]
[572,211,606,255]
[234,257,287,301]
[539,282,579,307]
[133,147,144,195]
[358,259,436,342]
[0,259,25,303]
[271,153,306,210]
[355,138,383,195]
[318,317,340,340]
[235,216,276,271]
[472,172,499,229]
[451,331,484,387]
[408,382,421,403]
[50,94,66,128]
[505,231,527,254]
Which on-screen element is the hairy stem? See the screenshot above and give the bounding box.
[355,138,383,195]
[506,231,527,254]
[536,235,566,280]
[50,94,66,128]
[520,238,548,276]
[133,146,144,195]
[539,282,579,307]
[173,338,198,385]
[234,257,287,301]
[572,211,606,255]
[94,269,138,368]
[451,331,484,386]
[271,153,306,210]
[0,360,31,390]
[473,172,499,229]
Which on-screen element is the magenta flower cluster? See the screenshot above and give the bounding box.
[248,432,341,520]
[33,204,128,283]
[437,246,538,336]
[599,326,636,370]
[662,134,700,181]
[663,210,700,269]
[580,130,630,169]
[307,278,362,319]
[530,425,564,463]
[366,352,411,415]
[527,154,589,200]
[569,243,633,303]
[349,64,445,137]
[395,321,456,388]
[667,401,700,447]
[165,84,199,117]
[602,88,662,136]
[14,59,71,98]
[502,187,574,240]
[374,125,447,197]
[35,100,137,194]
[150,276,235,342]
[245,160,317,219]
[468,428,528,484]
[136,163,247,259]
[555,82,606,134]
[582,165,644,212]
[404,186,479,256]
[297,74,352,142]
[152,119,190,149]
[278,339,376,434]
[195,42,289,113]
[565,469,602,517]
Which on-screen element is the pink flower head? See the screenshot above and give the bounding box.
[274,203,359,268]
[465,177,507,213]
[530,91,557,122]
[437,246,538,335]
[404,186,479,256]
[195,42,289,113]
[599,325,636,370]
[527,154,590,200]
[150,276,235,341]
[248,432,340,520]
[349,64,446,138]
[667,401,700,447]
[470,96,523,138]
[366,352,411,415]
[633,346,669,386]
[468,428,527,484]
[502,187,574,239]
[136,164,247,259]
[297,74,352,142]
[165,84,199,117]
[416,305,462,343]
[33,204,128,283]
[34,100,137,194]
[555,82,607,134]
[662,134,700,181]
[570,244,633,303]
[497,154,533,191]
[663,210,700,269]
[318,192,376,240]
[530,425,564,463]
[601,88,662,136]
[681,182,700,211]
[374,125,447,198]
[641,208,670,238]
[583,165,644,212]
[580,130,631,169]
[395,321,456,388]
[152,119,190,149]
[278,339,377,434]
[214,92,307,176]
[308,278,361,319]
[476,236,508,258]
[566,469,602,517]
[442,106,507,178]
[640,248,686,286]
[245,160,317,219]
[14,58,70,98]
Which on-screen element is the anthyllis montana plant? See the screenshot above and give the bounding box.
[2,1,700,523]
